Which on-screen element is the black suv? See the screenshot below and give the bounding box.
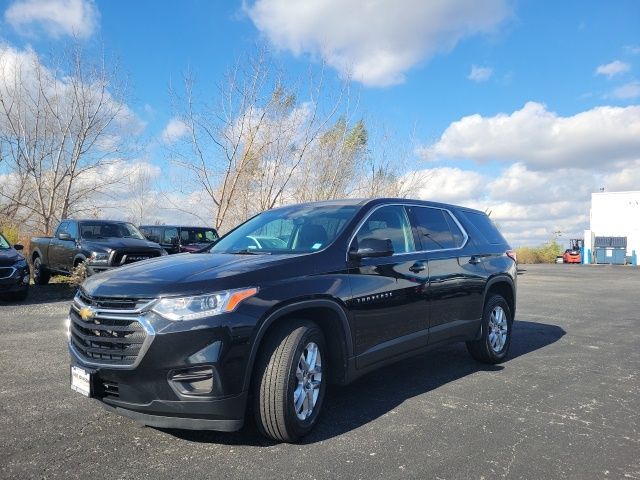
[139,225,219,254]
[68,199,517,442]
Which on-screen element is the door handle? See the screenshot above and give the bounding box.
[409,261,426,273]
[469,256,482,265]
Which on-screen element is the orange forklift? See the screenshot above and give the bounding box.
[563,238,583,264]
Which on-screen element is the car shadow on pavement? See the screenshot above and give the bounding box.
[162,320,565,446]
[0,283,76,306]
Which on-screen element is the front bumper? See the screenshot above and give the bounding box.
[99,393,247,431]
[68,306,254,431]
[85,263,116,276]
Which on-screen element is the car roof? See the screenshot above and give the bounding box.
[266,198,486,215]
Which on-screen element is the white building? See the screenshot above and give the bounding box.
[584,191,640,265]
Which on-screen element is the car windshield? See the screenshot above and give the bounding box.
[0,234,10,249]
[210,204,359,254]
[180,228,218,245]
[79,222,145,240]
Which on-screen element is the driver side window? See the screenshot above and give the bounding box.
[354,205,415,254]
[163,227,178,244]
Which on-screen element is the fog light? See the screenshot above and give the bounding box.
[169,367,219,396]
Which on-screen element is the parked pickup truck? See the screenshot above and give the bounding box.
[31,219,166,284]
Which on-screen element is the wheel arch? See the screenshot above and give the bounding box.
[243,299,353,392]
[73,254,87,267]
[484,275,516,319]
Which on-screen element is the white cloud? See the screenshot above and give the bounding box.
[602,160,640,191]
[0,44,144,140]
[624,45,640,55]
[608,81,640,100]
[408,167,487,204]
[410,102,640,246]
[468,65,493,82]
[4,0,99,39]
[161,118,189,143]
[419,102,640,170]
[595,60,630,78]
[245,0,511,87]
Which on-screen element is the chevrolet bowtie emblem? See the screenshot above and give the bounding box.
[79,306,95,321]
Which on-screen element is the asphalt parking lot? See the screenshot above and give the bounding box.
[0,264,638,479]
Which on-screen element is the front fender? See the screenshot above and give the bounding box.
[241,298,353,392]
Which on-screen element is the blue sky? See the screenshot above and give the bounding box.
[1,0,639,245]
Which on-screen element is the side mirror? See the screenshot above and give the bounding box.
[58,232,72,241]
[13,243,23,251]
[349,237,394,260]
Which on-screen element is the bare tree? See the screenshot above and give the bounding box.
[0,44,133,234]
[168,50,349,232]
[293,117,368,202]
[124,163,157,225]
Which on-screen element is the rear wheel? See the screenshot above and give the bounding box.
[253,321,327,442]
[466,294,512,364]
[32,256,50,285]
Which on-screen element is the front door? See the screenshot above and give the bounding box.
[348,205,430,368]
[50,221,71,271]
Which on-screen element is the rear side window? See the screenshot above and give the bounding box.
[411,207,460,250]
[461,211,507,245]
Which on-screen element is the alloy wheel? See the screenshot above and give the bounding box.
[488,305,508,353]
[293,342,322,421]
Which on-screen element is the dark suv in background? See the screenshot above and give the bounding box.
[69,198,517,442]
[0,232,30,300]
[139,225,219,254]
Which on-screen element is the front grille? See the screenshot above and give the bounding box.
[69,292,155,368]
[0,267,15,279]
[111,250,161,266]
[77,291,151,311]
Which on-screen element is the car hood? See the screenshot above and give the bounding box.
[82,252,302,298]
[83,238,161,252]
[0,248,24,267]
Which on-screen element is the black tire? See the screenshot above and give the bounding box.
[253,320,327,443]
[466,294,512,364]
[32,256,50,285]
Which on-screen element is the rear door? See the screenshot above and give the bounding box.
[407,206,486,344]
[348,205,430,368]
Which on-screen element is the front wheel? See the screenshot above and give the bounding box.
[466,294,512,364]
[32,257,50,285]
[253,321,327,442]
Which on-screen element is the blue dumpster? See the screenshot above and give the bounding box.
[594,237,627,265]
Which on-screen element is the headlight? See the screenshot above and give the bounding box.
[152,287,259,321]
[88,252,109,264]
